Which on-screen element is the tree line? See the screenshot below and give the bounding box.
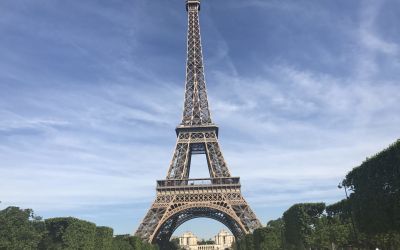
[0,207,161,250]
[234,139,400,250]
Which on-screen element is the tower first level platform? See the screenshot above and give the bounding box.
[135,177,261,244]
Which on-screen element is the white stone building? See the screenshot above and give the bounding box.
[214,230,235,248]
[179,232,198,248]
[178,230,235,250]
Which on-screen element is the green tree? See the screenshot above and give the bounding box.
[252,219,283,250]
[41,217,96,249]
[0,206,44,250]
[127,236,143,249]
[253,227,279,250]
[112,235,133,250]
[198,239,215,245]
[343,140,400,236]
[326,199,355,248]
[282,203,325,250]
[95,226,113,250]
[309,217,328,249]
[341,140,400,249]
[233,235,247,250]
[243,233,254,250]
[157,238,179,250]
[112,235,158,250]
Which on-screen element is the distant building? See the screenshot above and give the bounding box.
[178,230,235,250]
[179,232,198,248]
[214,230,235,248]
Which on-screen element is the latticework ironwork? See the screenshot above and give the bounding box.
[182,0,211,126]
[135,0,262,245]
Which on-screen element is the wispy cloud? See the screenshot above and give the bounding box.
[359,0,398,55]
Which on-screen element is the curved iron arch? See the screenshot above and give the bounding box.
[152,206,246,245]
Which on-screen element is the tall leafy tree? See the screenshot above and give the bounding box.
[282,203,325,250]
[0,206,44,250]
[252,219,283,250]
[41,217,96,249]
[95,226,113,250]
[244,233,254,250]
[343,140,400,239]
[326,199,355,248]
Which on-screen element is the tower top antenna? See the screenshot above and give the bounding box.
[186,0,200,11]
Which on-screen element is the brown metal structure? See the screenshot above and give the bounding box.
[135,0,262,245]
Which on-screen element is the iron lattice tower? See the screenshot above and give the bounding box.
[135,0,262,244]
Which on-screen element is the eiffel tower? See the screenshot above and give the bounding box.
[135,0,262,245]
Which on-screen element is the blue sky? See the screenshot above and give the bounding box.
[1,0,399,240]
